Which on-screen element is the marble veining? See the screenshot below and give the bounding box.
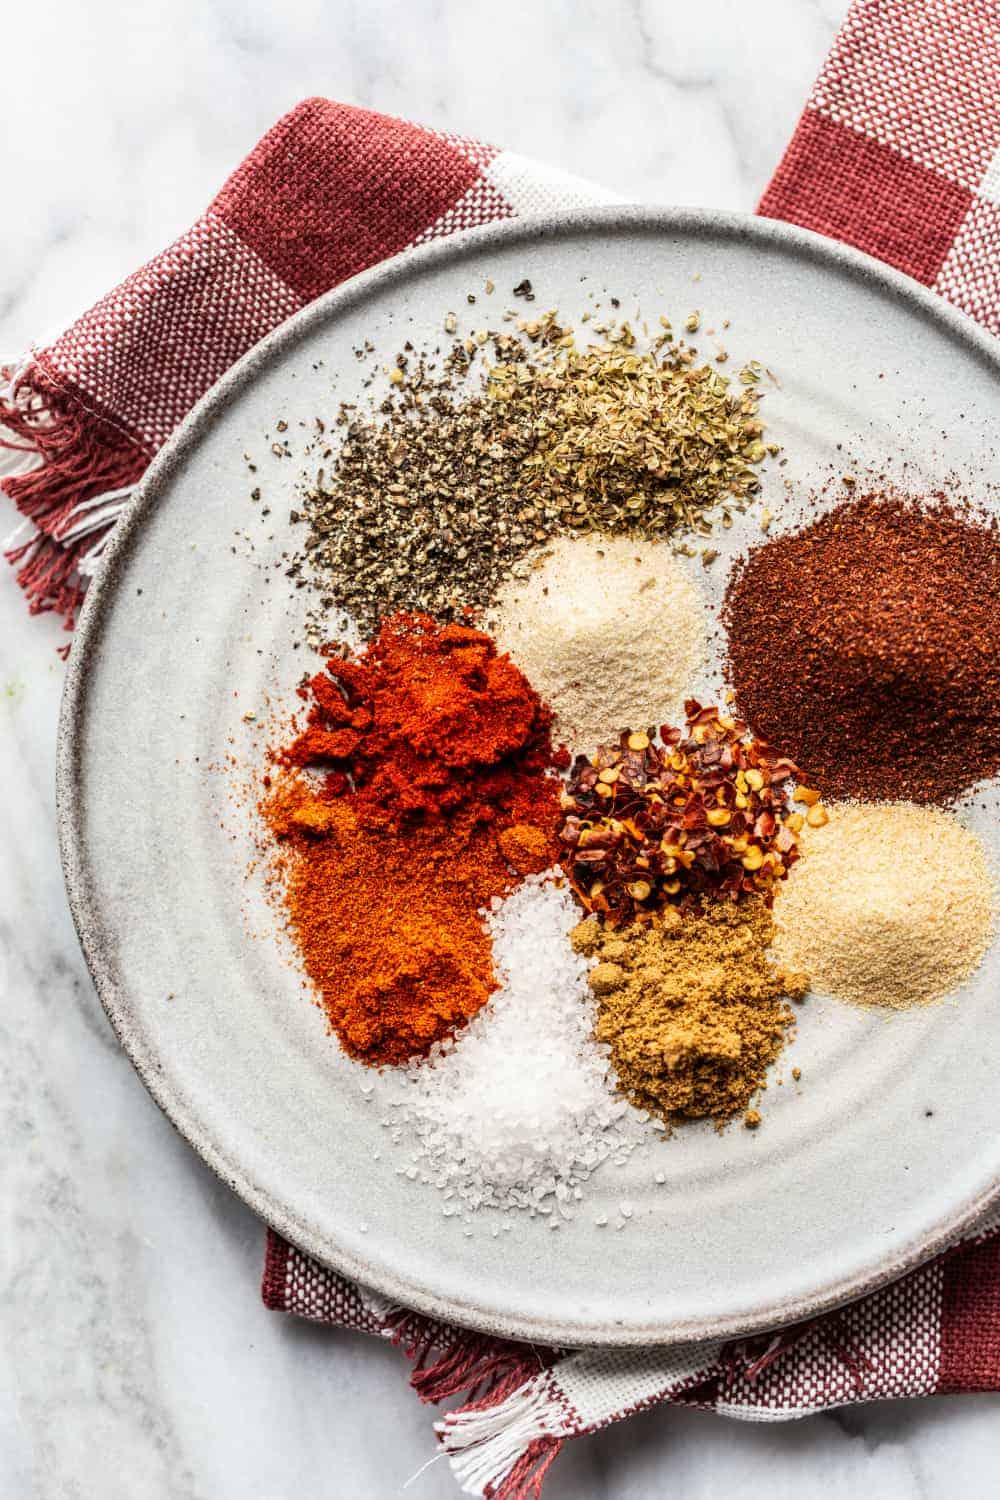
[2,0,997,1494]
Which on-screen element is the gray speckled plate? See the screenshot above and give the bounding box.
[58,208,1000,1347]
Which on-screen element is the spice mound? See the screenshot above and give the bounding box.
[559,702,806,924]
[488,330,772,532]
[265,614,562,1065]
[297,314,776,635]
[282,612,559,825]
[491,534,706,754]
[573,900,807,1129]
[388,875,646,1215]
[771,802,995,1009]
[724,493,1000,803]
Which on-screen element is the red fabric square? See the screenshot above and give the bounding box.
[760,109,973,286]
[213,98,487,300]
[813,0,1000,189]
[939,1234,1000,1391]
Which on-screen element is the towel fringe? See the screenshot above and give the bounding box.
[385,1306,546,1407]
[0,356,148,625]
[435,1373,565,1498]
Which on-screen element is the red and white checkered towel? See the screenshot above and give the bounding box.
[759,0,1000,329]
[4,2,998,1496]
[262,1208,1000,1496]
[0,108,616,628]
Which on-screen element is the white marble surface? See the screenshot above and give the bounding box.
[3,1,999,1496]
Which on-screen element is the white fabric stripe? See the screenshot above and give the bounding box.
[717,1400,824,1422]
[59,490,133,544]
[76,528,120,578]
[439,1342,721,1495]
[550,1340,723,1428]
[483,151,625,216]
[980,142,1000,205]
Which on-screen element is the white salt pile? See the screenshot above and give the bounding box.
[385,873,648,1217]
[491,534,706,754]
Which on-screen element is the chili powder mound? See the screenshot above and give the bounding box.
[723,494,1000,804]
[266,614,563,1066]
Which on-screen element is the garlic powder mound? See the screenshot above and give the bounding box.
[491,535,706,755]
[771,801,995,1009]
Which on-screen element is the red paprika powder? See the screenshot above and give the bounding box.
[266,614,564,1066]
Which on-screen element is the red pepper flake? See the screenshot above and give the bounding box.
[559,702,804,923]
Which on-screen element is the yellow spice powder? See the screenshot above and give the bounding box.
[771,801,995,1010]
[572,900,807,1129]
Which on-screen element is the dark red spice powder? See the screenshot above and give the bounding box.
[723,492,1000,805]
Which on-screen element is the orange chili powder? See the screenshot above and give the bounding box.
[265,614,564,1066]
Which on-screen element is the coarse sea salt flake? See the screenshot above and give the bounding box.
[385,873,648,1216]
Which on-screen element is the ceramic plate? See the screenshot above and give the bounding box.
[59,209,1000,1346]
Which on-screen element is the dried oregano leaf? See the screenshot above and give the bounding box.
[296,311,776,637]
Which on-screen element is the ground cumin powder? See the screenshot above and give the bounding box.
[572,901,808,1128]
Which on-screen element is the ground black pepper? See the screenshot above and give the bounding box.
[294,313,775,637]
[723,492,1000,804]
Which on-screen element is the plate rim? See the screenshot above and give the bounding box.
[58,204,1000,1347]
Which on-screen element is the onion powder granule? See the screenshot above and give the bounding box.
[386,873,649,1217]
[491,534,706,756]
